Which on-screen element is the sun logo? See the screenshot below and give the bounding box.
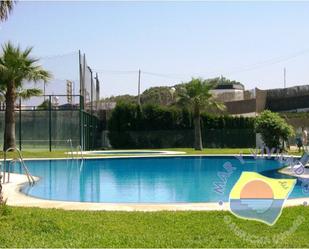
[229,172,296,225]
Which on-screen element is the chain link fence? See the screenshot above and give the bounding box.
[0,51,101,151]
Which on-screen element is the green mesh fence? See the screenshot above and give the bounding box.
[0,50,101,151]
[0,95,100,151]
[17,110,50,150]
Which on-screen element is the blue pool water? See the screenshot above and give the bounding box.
[11,156,309,203]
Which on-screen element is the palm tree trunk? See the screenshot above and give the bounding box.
[4,82,16,151]
[0,0,14,21]
[193,104,203,151]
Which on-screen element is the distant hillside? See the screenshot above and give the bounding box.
[101,76,244,106]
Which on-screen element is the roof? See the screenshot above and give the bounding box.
[214,83,244,90]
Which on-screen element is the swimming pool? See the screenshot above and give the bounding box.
[12,156,309,203]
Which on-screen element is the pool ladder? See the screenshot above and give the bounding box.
[1,147,35,185]
[66,139,84,172]
[66,139,84,160]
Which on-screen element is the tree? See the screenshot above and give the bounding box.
[204,76,244,88]
[255,110,294,150]
[37,99,51,110]
[176,78,225,150]
[140,86,175,106]
[0,0,15,21]
[0,42,51,150]
[101,94,137,105]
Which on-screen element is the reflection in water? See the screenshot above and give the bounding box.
[17,157,309,203]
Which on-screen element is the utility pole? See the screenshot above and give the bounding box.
[284,67,286,88]
[43,82,46,101]
[137,69,141,107]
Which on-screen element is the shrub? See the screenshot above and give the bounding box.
[107,103,255,148]
[255,110,295,150]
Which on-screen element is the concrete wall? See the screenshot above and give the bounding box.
[224,98,256,115]
[255,88,267,113]
[211,89,244,102]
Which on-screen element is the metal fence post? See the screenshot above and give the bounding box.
[79,95,83,150]
[49,95,52,152]
[19,97,22,151]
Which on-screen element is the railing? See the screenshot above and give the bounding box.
[76,145,84,160]
[67,139,84,162]
[2,148,35,185]
[66,138,75,160]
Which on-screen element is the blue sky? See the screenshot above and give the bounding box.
[1,1,309,97]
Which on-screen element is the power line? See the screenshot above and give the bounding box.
[40,51,79,60]
[95,69,138,75]
[284,67,287,88]
[93,47,309,80]
[137,69,141,107]
[142,71,187,80]
[224,48,309,75]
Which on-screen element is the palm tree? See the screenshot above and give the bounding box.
[0,42,51,150]
[176,78,225,150]
[0,0,15,21]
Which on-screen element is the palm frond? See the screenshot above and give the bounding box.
[26,68,52,83]
[22,46,33,58]
[0,41,52,90]
[175,77,226,114]
[17,88,42,100]
[175,86,192,109]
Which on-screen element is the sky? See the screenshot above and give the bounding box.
[1,1,309,97]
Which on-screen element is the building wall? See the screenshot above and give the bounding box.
[266,85,309,112]
[218,85,309,116]
[224,98,256,115]
[255,88,267,113]
[210,89,244,102]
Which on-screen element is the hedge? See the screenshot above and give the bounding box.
[107,103,255,148]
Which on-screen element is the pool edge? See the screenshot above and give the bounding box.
[3,173,308,212]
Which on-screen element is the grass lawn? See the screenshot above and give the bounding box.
[0,147,300,159]
[0,205,308,248]
[1,147,305,247]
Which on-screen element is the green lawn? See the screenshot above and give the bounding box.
[1,147,304,247]
[0,205,308,248]
[0,147,296,159]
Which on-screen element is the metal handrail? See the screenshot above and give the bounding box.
[3,147,35,185]
[67,139,74,160]
[76,145,84,160]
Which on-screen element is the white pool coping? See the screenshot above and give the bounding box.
[279,165,309,179]
[3,173,231,211]
[69,150,186,156]
[3,166,309,212]
[10,153,300,162]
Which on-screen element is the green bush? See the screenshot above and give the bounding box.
[107,103,255,148]
[255,110,295,149]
